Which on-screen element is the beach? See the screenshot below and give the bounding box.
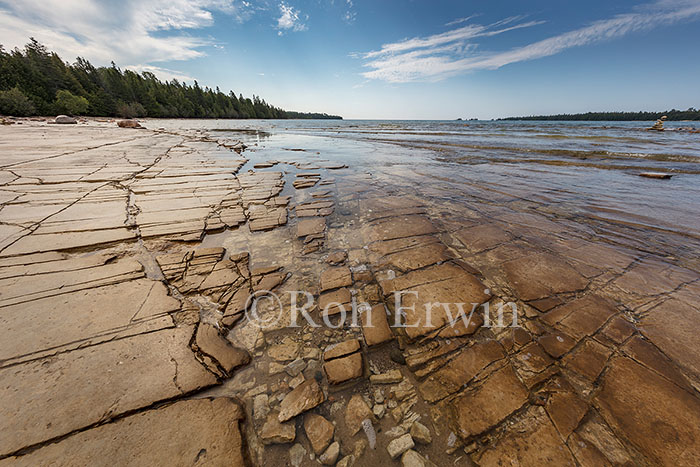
[1,118,699,466]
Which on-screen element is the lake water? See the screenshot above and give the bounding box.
[150,118,700,258]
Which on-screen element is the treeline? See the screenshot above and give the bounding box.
[500,108,700,121]
[0,39,341,120]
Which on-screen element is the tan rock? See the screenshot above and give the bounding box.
[195,323,249,374]
[387,433,415,459]
[595,357,700,464]
[297,217,326,237]
[304,413,335,455]
[369,369,403,384]
[261,413,296,444]
[0,398,246,466]
[324,338,360,360]
[278,380,325,422]
[503,252,588,301]
[324,352,363,384]
[320,266,353,292]
[345,394,374,435]
[452,365,528,439]
[319,441,340,465]
[361,304,394,346]
[410,421,432,444]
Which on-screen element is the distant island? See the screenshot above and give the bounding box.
[500,109,699,121]
[0,39,342,120]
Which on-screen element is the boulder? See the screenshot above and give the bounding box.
[55,115,77,124]
[117,119,142,128]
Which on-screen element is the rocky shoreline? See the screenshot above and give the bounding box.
[0,120,699,466]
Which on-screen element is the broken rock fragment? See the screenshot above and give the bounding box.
[278,380,325,422]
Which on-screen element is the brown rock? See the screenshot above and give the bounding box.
[319,441,340,465]
[324,352,363,384]
[545,387,589,438]
[297,217,326,237]
[195,323,249,374]
[278,380,325,422]
[303,413,335,455]
[361,304,394,346]
[595,357,700,464]
[419,340,505,402]
[476,406,576,466]
[562,338,612,381]
[452,365,528,439]
[326,251,348,264]
[345,394,374,435]
[117,119,142,128]
[0,398,246,466]
[600,315,636,344]
[538,331,577,358]
[318,287,352,316]
[320,266,352,292]
[261,412,296,444]
[542,295,617,339]
[503,252,588,301]
[324,339,360,360]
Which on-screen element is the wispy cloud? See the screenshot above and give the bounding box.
[0,0,254,81]
[276,2,307,35]
[359,0,700,83]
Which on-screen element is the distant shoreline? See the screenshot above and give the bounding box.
[499,109,700,121]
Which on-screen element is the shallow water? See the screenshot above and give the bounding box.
[150,118,700,243]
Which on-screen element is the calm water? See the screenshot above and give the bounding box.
[150,119,700,239]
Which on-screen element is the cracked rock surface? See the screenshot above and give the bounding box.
[1,120,699,466]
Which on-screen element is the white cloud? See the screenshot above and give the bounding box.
[359,0,700,83]
[0,0,255,81]
[276,2,307,35]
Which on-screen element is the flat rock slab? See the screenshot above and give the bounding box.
[476,406,576,466]
[503,252,588,301]
[324,352,363,384]
[324,339,360,360]
[361,304,394,346]
[278,379,325,422]
[304,413,335,455]
[0,398,246,466]
[0,325,216,457]
[451,365,528,440]
[320,266,352,292]
[595,357,700,465]
[297,217,326,237]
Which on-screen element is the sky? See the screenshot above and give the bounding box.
[1,0,699,119]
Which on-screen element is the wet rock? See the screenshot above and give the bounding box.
[544,384,589,438]
[387,433,415,459]
[410,421,432,444]
[195,323,249,374]
[289,443,307,467]
[639,172,672,179]
[541,294,617,340]
[324,338,360,360]
[297,217,326,237]
[326,251,348,265]
[503,252,588,301]
[320,441,340,465]
[278,379,325,422]
[476,406,576,465]
[452,365,528,439]
[595,357,700,464]
[418,340,504,402]
[261,413,296,444]
[324,352,363,384]
[537,331,577,358]
[369,369,403,384]
[345,394,374,435]
[304,413,335,455]
[55,115,77,124]
[561,338,612,381]
[320,266,353,292]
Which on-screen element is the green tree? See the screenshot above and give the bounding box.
[0,86,35,116]
[55,89,89,115]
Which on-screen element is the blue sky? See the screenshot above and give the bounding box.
[1,0,699,119]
